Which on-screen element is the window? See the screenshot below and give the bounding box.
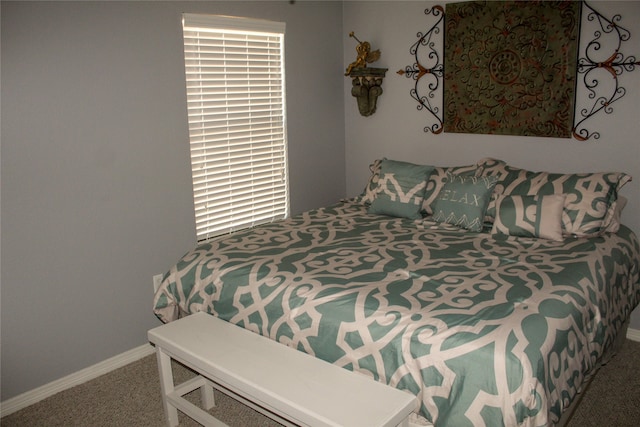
[182,14,289,241]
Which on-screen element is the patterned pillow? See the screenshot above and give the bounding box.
[491,195,565,241]
[432,174,498,231]
[477,160,631,236]
[369,160,434,219]
[422,164,478,215]
[359,158,385,205]
[475,157,508,173]
[601,196,628,234]
[361,159,481,212]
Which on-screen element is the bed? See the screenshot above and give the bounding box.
[153,157,640,427]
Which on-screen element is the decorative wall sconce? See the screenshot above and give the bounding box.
[345,32,387,117]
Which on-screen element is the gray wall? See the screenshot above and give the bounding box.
[342,2,640,325]
[1,1,345,400]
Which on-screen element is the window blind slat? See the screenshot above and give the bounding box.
[194,191,288,214]
[193,170,285,186]
[195,201,287,222]
[193,175,286,194]
[182,14,289,241]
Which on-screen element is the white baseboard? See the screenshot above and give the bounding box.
[2,328,640,419]
[0,343,155,418]
[627,327,640,342]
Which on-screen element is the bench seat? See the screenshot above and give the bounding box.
[148,312,416,427]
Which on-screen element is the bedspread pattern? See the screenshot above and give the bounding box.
[153,200,640,427]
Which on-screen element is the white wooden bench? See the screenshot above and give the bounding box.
[148,312,416,427]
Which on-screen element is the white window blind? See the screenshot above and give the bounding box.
[182,14,289,241]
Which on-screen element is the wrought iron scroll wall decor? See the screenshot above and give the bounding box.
[397,1,639,140]
[396,6,444,134]
[573,1,639,141]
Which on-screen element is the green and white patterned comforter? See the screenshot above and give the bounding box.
[153,199,640,427]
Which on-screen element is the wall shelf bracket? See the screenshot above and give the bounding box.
[349,67,388,117]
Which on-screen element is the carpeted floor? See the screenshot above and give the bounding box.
[2,339,639,426]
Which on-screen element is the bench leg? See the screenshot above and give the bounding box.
[156,347,179,427]
[201,378,216,410]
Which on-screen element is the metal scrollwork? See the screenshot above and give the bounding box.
[573,1,639,141]
[397,6,444,134]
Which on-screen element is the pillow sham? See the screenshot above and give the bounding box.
[476,159,631,236]
[359,158,385,205]
[491,194,565,241]
[369,160,434,219]
[601,196,628,234]
[360,158,484,213]
[431,174,498,231]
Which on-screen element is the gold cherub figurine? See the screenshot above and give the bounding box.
[344,32,381,76]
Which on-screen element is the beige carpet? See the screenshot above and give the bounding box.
[2,339,640,426]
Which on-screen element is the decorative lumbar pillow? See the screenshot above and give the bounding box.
[368,159,434,219]
[491,194,566,241]
[422,164,478,215]
[431,174,498,231]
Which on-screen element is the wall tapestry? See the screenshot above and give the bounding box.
[443,1,581,138]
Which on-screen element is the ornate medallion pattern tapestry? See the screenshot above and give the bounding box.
[444,1,581,138]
